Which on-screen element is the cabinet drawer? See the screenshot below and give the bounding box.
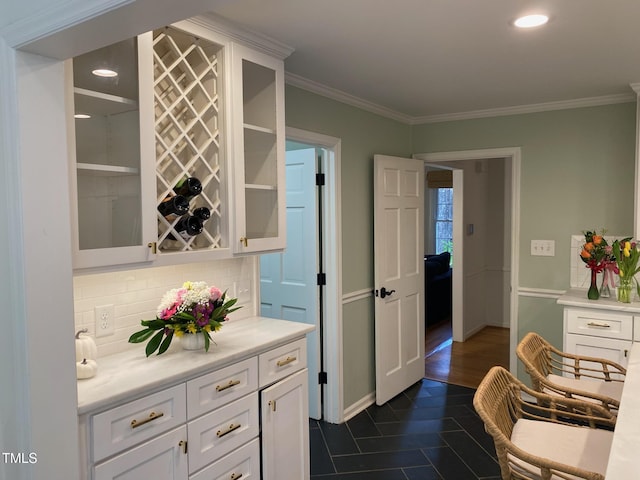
[565,333,631,372]
[94,426,188,480]
[92,384,186,462]
[565,308,633,340]
[259,338,307,388]
[187,393,259,473]
[187,357,258,419]
[190,438,260,480]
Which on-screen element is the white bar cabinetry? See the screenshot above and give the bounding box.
[80,337,309,480]
[558,290,640,371]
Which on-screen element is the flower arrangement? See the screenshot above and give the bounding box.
[580,230,611,300]
[611,238,640,302]
[128,281,240,356]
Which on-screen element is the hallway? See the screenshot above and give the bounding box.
[424,319,510,389]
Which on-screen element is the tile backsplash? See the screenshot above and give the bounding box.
[73,257,257,357]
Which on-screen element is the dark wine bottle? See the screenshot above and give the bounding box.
[173,177,202,200]
[168,215,203,241]
[193,207,210,222]
[157,195,189,221]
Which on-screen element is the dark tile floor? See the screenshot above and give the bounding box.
[310,378,501,480]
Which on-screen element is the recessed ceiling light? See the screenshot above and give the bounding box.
[74,114,91,119]
[91,68,118,78]
[514,14,549,28]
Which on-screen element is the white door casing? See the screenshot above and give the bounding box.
[260,147,321,419]
[374,154,425,406]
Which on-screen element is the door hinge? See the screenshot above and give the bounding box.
[318,371,327,384]
[316,173,325,186]
[317,273,326,286]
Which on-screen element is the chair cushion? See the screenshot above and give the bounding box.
[509,418,613,479]
[547,373,624,403]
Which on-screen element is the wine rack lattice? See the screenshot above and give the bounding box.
[153,28,225,252]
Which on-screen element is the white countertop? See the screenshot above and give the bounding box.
[557,288,640,314]
[605,342,640,478]
[76,316,315,415]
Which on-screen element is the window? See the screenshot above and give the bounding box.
[435,188,453,256]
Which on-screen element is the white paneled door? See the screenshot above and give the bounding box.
[260,147,321,419]
[374,155,425,405]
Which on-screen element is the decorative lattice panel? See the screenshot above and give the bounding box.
[153,28,225,252]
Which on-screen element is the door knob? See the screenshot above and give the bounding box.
[379,287,396,299]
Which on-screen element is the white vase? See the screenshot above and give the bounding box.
[181,333,205,351]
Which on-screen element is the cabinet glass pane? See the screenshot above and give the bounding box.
[242,60,276,130]
[245,188,278,239]
[72,38,143,250]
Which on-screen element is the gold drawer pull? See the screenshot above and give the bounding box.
[269,400,276,412]
[217,423,241,438]
[131,411,164,429]
[587,322,611,328]
[231,474,243,480]
[240,237,248,247]
[216,379,241,392]
[277,356,296,367]
[178,440,188,454]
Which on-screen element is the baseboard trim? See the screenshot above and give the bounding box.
[342,392,375,422]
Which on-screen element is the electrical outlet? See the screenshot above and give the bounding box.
[95,304,115,337]
[236,280,251,304]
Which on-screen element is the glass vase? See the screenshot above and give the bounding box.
[587,269,599,300]
[617,277,633,303]
[599,267,612,298]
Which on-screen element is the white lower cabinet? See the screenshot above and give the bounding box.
[94,427,188,480]
[260,368,310,480]
[82,339,309,480]
[562,305,634,373]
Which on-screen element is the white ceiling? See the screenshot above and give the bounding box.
[208,0,640,123]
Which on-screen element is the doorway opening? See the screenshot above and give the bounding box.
[417,148,521,383]
[259,128,343,423]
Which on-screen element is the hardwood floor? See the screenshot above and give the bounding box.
[424,319,510,389]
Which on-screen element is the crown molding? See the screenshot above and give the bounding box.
[192,13,294,60]
[286,72,637,125]
[414,93,637,124]
[285,72,414,124]
[631,83,640,95]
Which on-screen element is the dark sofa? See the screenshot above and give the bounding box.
[424,252,452,326]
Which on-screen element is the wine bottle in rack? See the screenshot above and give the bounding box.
[157,195,189,221]
[168,214,203,241]
[193,207,211,222]
[173,177,202,200]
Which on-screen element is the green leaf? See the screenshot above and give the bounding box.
[157,331,174,355]
[145,330,165,357]
[140,318,165,329]
[203,331,210,352]
[128,329,156,343]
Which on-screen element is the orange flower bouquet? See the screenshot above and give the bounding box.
[580,230,610,300]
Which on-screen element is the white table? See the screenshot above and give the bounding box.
[605,342,640,478]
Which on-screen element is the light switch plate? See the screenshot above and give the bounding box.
[531,240,555,256]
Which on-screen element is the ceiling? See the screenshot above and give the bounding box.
[207,0,640,123]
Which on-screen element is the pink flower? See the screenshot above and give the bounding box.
[210,286,223,301]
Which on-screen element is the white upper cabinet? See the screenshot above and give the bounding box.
[68,17,289,270]
[68,33,157,269]
[230,43,286,254]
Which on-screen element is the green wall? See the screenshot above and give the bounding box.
[285,84,637,408]
[412,103,636,377]
[285,85,412,406]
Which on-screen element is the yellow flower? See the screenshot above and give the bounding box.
[186,323,197,334]
[203,325,211,332]
[183,281,193,290]
[620,270,625,277]
[624,247,631,257]
[174,328,184,337]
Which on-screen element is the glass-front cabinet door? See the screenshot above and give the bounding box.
[67,33,157,269]
[231,43,286,254]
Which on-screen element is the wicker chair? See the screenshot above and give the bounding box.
[474,366,615,480]
[516,332,625,414]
